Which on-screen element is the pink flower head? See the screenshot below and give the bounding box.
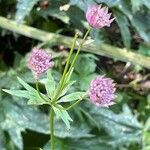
[86,4,115,29]
[27,48,54,79]
[88,75,116,107]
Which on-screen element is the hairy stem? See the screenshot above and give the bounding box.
[0,16,149,69]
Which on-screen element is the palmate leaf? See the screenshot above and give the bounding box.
[130,12,150,43]
[0,130,6,150]
[54,119,92,138]
[70,0,120,11]
[44,137,115,150]
[53,105,73,129]
[39,0,70,24]
[83,103,143,147]
[0,96,49,150]
[74,54,98,76]
[143,0,150,9]
[58,92,86,103]
[72,54,98,91]
[95,0,120,7]
[15,0,40,23]
[130,0,143,12]
[17,77,48,104]
[116,0,150,43]
[114,10,131,48]
[3,77,48,105]
[130,0,150,12]
[12,77,49,105]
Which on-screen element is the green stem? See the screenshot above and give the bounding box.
[60,28,91,91]
[69,28,91,72]
[50,108,54,150]
[52,33,78,103]
[52,29,91,104]
[65,99,82,111]
[35,81,48,102]
[59,32,78,87]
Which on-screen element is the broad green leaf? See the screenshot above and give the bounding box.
[95,0,120,7]
[131,0,143,12]
[143,0,150,9]
[83,103,143,147]
[54,119,92,138]
[0,67,34,90]
[53,105,72,129]
[71,54,98,90]
[44,137,115,150]
[2,89,29,99]
[39,1,70,24]
[70,0,88,11]
[114,10,131,48]
[0,130,6,150]
[15,0,40,23]
[45,70,56,98]
[138,43,150,56]
[9,128,23,150]
[70,0,120,10]
[58,92,86,103]
[130,13,150,43]
[0,96,49,149]
[74,54,98,76]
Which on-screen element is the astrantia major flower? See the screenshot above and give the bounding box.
[27,48,54,79]
[86,4,115,29]
[88,75,116,107]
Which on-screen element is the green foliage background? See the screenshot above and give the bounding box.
[0,0,150,150]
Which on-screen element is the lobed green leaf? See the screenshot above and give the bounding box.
[58,92,86,103]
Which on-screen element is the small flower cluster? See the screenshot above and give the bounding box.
[27,48,54,79]
[27,4,116,107]
[88,76,116,107]
[86,4,114,29]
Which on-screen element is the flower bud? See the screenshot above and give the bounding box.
[27,48,54,79]
[86,5,115,29]
[88,75,116,107]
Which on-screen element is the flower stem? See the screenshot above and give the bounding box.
[60,28,91,91]
[36,81,48,101]
[65,99,83,111]
[68,28,91,72]
[52,33,78,103]
[52,28,91,104]
[50,108,54,150]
